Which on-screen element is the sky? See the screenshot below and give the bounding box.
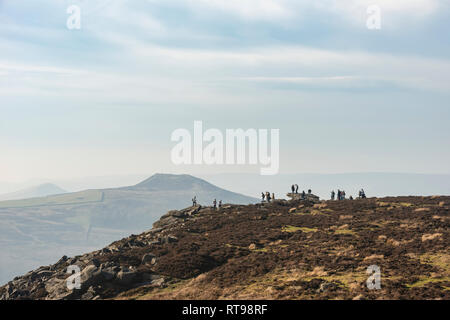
[0,0,450,183]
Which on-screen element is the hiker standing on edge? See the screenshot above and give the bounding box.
[266,192,271,203]
[302,190,306,199]
[360,189,366,199]
[218,200,222,208]
[331,190,335,200]
[291,185,295,193]
[295,184,299,194]
[192,196,197,206]
[261,192,266,202]
[213,199,217,209]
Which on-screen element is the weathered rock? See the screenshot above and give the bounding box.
[90,258,100,267]
[186,206,201,216]
[316,282,338,293]
[287,193,320,203]
[99,267,116,281]
[142,253,157,265]
[45,278,74,300]
[81,286,96,300]
[116,270,137,286]
[162,235,178,244]
[80,265,102,289]
[100,248,111,255]
[36,270,54,279]
[151,277,165,287]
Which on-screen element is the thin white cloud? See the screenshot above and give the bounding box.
[0,62,84,75]
[189,0,290,20]
[2,40,449,109]
[146,0,440,24]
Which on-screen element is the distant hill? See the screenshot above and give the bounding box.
[0,174,257,285]
[130,173,223,192]
[0,183,67,201]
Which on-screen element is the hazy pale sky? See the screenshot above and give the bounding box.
[1,0,449,182]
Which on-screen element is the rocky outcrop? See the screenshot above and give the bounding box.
[0,203,217,300]
[287,192,320,203]
[2,195,448,300]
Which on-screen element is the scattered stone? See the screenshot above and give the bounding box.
[81,286,96,300]
[80,265,102,289]
[142,253,157,265]
[160,235,178,244]
[317,282,338,293]
[150,277,165,287]
[36,270,54,279]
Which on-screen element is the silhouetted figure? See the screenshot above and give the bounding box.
[295,184,299,194]
[291,185,295,193]
[272,193,275,201]
[331,190,335,200]
[213,199,217,209]
[349,196,354,200]
[218,200,222,208]
[261,192,266,202]
[266,191,271,203]
[192,196,197,206]
[360,189,366,199]
[308,189,312,194]
[342,191,346,200]
[302,191,306,199]
[337,190,341,201]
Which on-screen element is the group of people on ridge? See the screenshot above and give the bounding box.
[330,189,366,200]
[261,191,275,203]
[331,190,346,200]
[212,198,222,209]
[192,196,222,209]
[191,186,367,211]
[291,184,312,199]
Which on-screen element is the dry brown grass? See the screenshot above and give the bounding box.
[421,233,443,242]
